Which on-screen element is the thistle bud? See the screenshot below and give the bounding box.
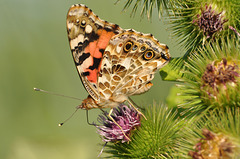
[170,0,239,55]
[201,58,240,107]
[189,129,237,159]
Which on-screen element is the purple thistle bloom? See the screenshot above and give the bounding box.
[95,104,141,143]
[193,4,228,39]
[201,58,239,91]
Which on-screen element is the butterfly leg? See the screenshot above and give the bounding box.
[127,99,147,120]
[86,110,96,126]
[108,108,131,141]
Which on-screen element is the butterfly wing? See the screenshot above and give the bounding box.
[97,30,170,105]
[66,4,123,101]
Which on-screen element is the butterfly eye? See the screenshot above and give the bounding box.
[144,50,154,60]
[161,52,169,60]
[124,41,133,52]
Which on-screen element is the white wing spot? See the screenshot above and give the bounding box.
[81,20,86,25]
[116,43,123,53]
[70,34,84,49]
[85,25,92,34]
[67,23,74,30]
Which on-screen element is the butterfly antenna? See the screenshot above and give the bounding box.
[34,87,82,126]
[34,87,82,101]
[58,108,79,126]
[97,142,108,157]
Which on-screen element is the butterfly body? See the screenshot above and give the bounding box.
[67,4,170,110]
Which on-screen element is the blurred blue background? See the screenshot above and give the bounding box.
[0,0,181,158]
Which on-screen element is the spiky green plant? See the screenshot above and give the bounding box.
[116,0,178,19]
[176,108,240,158]
[101,103,188,158]
[170,0,240,55]
[173,38,240,115]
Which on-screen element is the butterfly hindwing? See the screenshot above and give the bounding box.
[97,30,170,105]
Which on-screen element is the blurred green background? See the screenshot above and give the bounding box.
[0,0,181,158]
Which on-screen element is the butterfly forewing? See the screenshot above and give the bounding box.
[66,4,123,101]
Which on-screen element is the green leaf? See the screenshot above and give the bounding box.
[159,57,184,81]
[166,85,189,108]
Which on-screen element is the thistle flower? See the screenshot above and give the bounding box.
[201,58,239,99]
[102,104,186,158]
[175,39,240,113]
[95,104,141,143]
[170,0,240,55]
[189,129,236,159]
[176,108,240,158]
[192,4,228,40]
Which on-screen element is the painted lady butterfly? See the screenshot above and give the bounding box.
[66,4,170,140]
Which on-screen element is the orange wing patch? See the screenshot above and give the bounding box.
[82,29,116,83]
